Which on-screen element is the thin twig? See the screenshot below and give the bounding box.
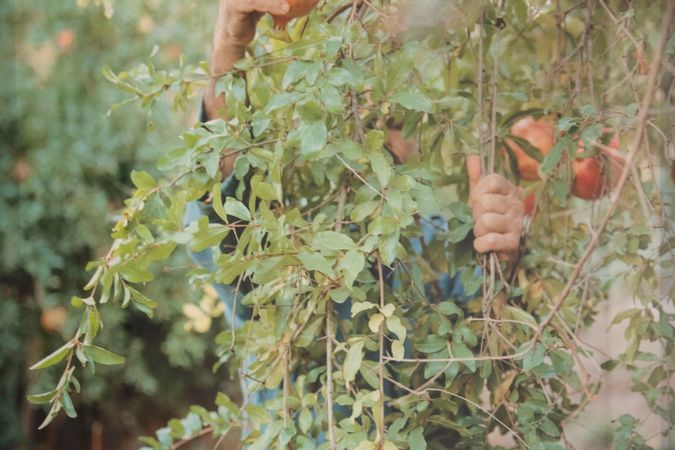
[376,254,386,447]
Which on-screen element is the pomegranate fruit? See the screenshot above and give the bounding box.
[571,155,604,200]
[41,307,68,333]
[523,192,537,216]
[56,29,75,51]
[506,116,556,181]
[272,0,319,29]
[572,128,622,200]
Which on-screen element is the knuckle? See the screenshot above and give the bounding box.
[473,239,484,253]
[485,234,498,248]
[488,213,502,230]
[473,220,485,237]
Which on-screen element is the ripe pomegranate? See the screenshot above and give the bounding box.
[41,307,68,333]
[523,192,537,216]
[572,128,622,200]
[12,158,32,183]
[56,29,75,51]
[506,116,556,181]
[272,0,319,29]
[571,155,604,200]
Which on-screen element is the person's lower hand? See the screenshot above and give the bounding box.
[215,0,290,49]
[466,155,524,262]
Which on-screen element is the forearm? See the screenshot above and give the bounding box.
[204,43,246,122]
[204,4,249,122]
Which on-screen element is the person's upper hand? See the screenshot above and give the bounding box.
[206,1,291,138]
[466,155,524,262]
[215,0,290,49]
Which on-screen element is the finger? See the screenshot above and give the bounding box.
[236,0,290,14]
[466,155,482,192]
[473,232,521,255]
[470,174,518,204]
[474,212,521,237]
[472,193,522,220]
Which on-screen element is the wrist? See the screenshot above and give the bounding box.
[213,8,254,50]
[211,40,247,74]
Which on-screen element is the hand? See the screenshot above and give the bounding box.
[466,155,524,262]
[205,1,290,133]
[215,0,290,49]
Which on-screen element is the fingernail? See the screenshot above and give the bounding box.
[280,2,290,12]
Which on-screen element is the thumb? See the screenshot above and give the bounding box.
[466,154,482,191]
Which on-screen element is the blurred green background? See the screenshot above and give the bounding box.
[1,1,237,449]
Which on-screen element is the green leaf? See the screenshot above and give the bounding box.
[312,231,356,252]
[119,262,154,283]
[369,152,392,187]
[523,343,546,371]
[408,427,427,450]
[416,335,446,353]
[61,391,77,418]
[499,91,528,102]
[343,340,364,384]
[378,231,400,267]
[283,61,309,89]
[84,307,101,345]
[297,250,335,277]
[264,92,302,113]
[190,224,230,252]
[299,407,312,434]
[365,130,385,153]
[550,349,574,375]
[508,135,545,163]
[448,223,473,243]
[368,313,385,333]
[130,170,156,190]
[326,67,353,86]
[351,301,377,317]
[452,342,476,372]
[386,316,407,341]
[449,202,473,223]
[558,117,578,132]
[245,404,270,424]
[339,249,365,288]
[38,410,59,430]
[83,345,125,365]
[437,301,462,317]
[540,135,573,174]
[391,88,434,113]
[579,104,597,118]
[299,120,328,156]
[216,392,239,416]
[128,287,158,318]
[391,340,405,360]
[580,124,603,148]
[211,182,228,223]
[251,177,277,201]
[350,200,379,222]
[27,390,58,405]
[252,117,271,137]
[224,197,251,222]
[505,306,537,328]
[30,341,74,370]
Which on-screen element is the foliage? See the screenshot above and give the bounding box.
[27,0,674,449]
